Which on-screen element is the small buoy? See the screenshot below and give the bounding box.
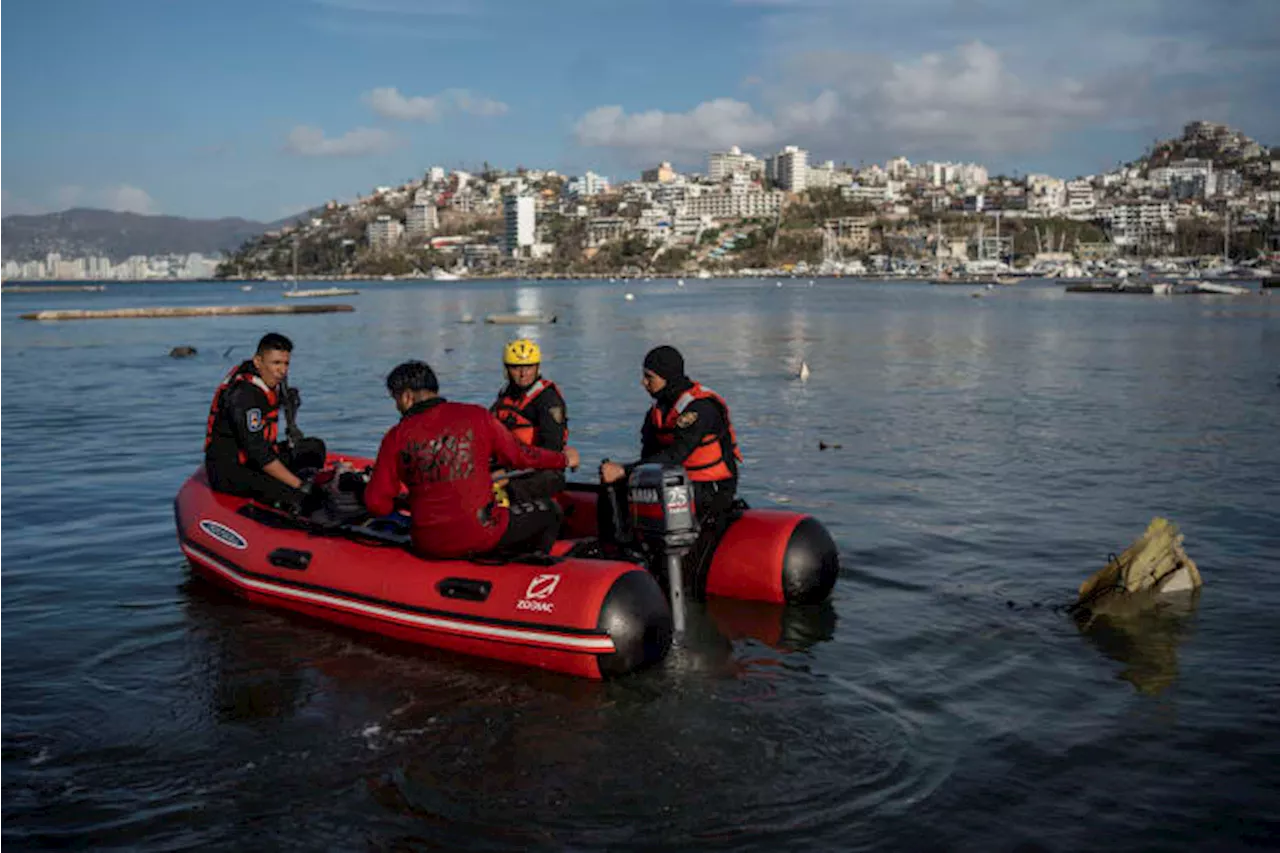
[986,283,995,290]
[624,293,635,301]
[798,361,810,382]
[808,280,815,286]
[677,279,685,287]
[776,281,783,288]
[459,313,474,324]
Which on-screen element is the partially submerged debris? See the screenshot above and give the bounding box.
[485,313,557,325]
[1073,517,1202,695]
[1075,517,1202,621]
[169,346,198,358]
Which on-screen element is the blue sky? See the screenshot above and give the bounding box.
[3,0,1278,222]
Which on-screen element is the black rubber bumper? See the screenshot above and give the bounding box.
[781,517,841,604]
[595,569,674,678]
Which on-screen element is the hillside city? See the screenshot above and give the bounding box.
[7,120,1279,282]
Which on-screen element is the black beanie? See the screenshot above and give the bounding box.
[643,345,685,381]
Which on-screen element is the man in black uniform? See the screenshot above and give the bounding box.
[599,345,742,575]
[490,338,569,504]
[204,332,326,512]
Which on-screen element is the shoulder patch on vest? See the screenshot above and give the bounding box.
[549,406,565,424]
[246,409,263,432]
[676,410,698,429]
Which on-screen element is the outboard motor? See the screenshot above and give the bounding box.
[628,464,698,638]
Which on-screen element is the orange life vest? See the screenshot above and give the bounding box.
[648,382,742,482]
[491,378,567,448]
[204,361,280,464]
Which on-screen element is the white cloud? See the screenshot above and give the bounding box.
[101,185,159,214]
[1,189,40,215]
[573,98,779,158]
[365,87,443,121]
[573,42,1111,162]
[11,184,162,215]
[284,125,400,157]
[364,86,508,121]
[449,89,508,117]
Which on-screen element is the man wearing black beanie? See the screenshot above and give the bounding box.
[600,345,743,575]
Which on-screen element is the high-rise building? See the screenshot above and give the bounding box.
[367,215,405,249]
[504,195,536,257]
[767,145,808,192]
[406,203,439,237]
[708,146,763,183]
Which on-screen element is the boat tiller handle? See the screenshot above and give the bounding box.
[437,577,492,603]
[268,548,312,571]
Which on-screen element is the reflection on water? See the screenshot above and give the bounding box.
[4,278,1280,850]
[1076,590,1202,696]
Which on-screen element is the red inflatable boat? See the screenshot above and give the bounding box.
[174,455,839,680]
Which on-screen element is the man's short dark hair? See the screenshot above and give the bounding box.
[386,361,439,396]
[257,332,294,355]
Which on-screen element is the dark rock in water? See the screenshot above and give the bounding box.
[169,346,198,358]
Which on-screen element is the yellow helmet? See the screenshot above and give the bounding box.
[503,338,541,366]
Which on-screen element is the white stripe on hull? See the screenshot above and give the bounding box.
[181,543,616,653]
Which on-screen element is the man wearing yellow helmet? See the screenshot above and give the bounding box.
[490,338,569,503]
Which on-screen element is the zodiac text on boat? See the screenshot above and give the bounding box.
[517,573,561,613]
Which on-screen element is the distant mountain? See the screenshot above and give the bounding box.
[0,208,282,262]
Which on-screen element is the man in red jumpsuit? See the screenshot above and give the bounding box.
[363,360,580,559]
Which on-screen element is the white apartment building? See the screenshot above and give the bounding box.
[685,188,785,219]
[367,215,404,249]
[1150,158,1213,188]
[826,216,873,250]
[1026,174,1067,215]
[504,195,536,257]
[841,184,894,205]
[767,145,808,192]
[565,171,609,198]
[1103,201,1175,248]
[886,157,912,181]
[708,146,763,182]
[405,203,439,237]
[1065,180,1096,218]
[807,161,853,190]
[955,164,989,191]
[586,216,629,248]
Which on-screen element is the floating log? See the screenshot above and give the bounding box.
[3,284,107,293]
[282,287,361,298]
[484,312,557,325]
[21,304,355,321]
[1075,517,1202,622]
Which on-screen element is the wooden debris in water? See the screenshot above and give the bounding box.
[282,287,360,298]
[485,313,557,325]
[1076,517,1202,618]
[22,304,355,321]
